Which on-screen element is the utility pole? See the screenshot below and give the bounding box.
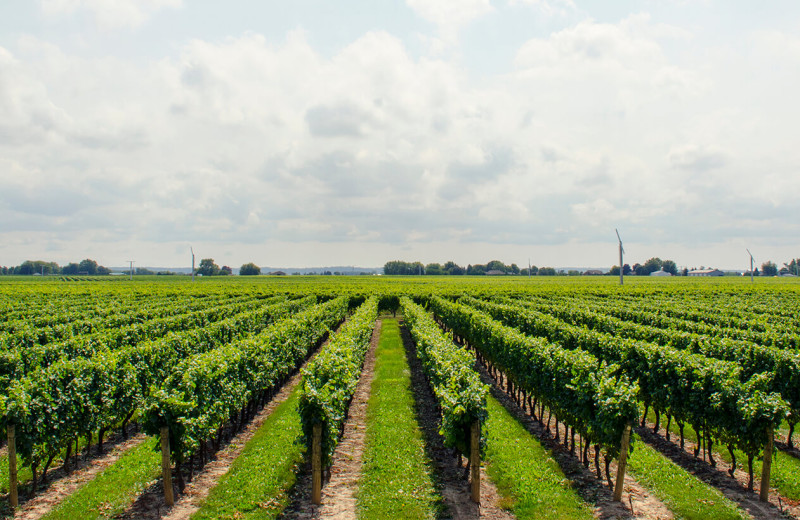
[128,260,134,281]
[191,247,196,282]
[528,258,531,278]
[616,229,625,286]
[747,249,754,283]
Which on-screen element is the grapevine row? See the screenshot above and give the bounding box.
[426,296,640,461]
[462,296,787,475]
[144,296,349,463]
[400,297,488,453]
[299,297,378,466]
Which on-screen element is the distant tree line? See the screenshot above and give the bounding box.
[195,258,262,276]
[609,257,678,276]
[0,259,111,276]
[383,260,563,276]
[758,258,799,277]
[607,257,800,277]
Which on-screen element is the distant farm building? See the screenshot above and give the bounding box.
[688,268,724,277]
[267,270,287,276]
[583,270,603,276]
[486,270,506,276]
[650,269,672,277]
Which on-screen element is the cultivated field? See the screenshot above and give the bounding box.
[1,275,799,519]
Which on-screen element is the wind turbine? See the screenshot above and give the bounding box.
[127,260,135,281]
[616,229,625,285]
[746,249,754,283]
[191,247,196,282]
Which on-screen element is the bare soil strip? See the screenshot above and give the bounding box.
[400,321,513,520]
[15,433,148,520]
[117,325,344,520]
[281,319,381,520]
[316,319,381,519]
[476,364,673,520]
[638,423,798,519]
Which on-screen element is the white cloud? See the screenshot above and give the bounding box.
[2,6,800,268]
[508,0,577,17]
[39,0,182,29]
[406,0,493,48]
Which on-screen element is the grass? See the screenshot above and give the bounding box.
[191,387,305,519]
[0,434,98,495]
[40,437,161,520]
[627,434,748,520]
[357,318,443,519]
[1,433,112,517]
[644,408,800,501]
[483,395,594,520]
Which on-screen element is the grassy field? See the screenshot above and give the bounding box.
[1,275,797,519]
[191,389,306,519]
[627,435,747,520]
[357,318,443,519]
[483,396,595,520]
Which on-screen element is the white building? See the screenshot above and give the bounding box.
[688,268,724,277]
[650,269,672,276]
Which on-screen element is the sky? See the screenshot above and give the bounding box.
[1,0,799,270]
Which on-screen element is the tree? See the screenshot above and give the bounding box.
[642,257,663,275]
[443,261,465,275]
[220,265,233,275]
[538,267,556,276]
[62,263,80,275]
[197,258,220,276]
[761,261,778,277]
[240,262,261,275]
[609,265,620,276]
[486,260,506,273]
[662,260,678,275]
[425,263,444,275]
[18,260,60,275]
[467,264,486,275]
[79,259,100,275]
[623,264,631,275]
[787,258,800,276]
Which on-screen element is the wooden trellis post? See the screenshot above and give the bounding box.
[760,427,773,502]
[470,421,480,504]
[160,426,174,507]
[8,424,18,508]
[312,424,322,505]
[613,424,632,502]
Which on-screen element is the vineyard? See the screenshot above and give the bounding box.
[1,276,799,519]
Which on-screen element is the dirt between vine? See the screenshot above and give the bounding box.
[473,360,673,520]
[636,422,798,519]
[117,323,344,520]
[14,432,148,520]
[281,319,381,520]
[400,321,514,520]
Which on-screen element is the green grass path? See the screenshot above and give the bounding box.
[357,318,442,519]
[40,437,161,520]
[627,435,748,520]
[644,409,800,501]
[482,395,595,520]
[191,389,306,519]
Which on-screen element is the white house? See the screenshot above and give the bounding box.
[688,268,724,277]
[650,269,672,276]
